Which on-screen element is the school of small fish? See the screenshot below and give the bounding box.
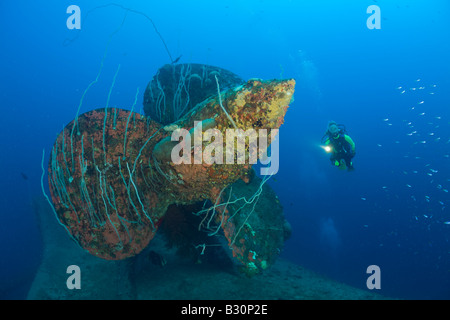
[363,78,449,230]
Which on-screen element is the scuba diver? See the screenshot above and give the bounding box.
[321,121,356,171]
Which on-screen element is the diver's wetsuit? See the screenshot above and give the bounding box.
[324,133,356,170]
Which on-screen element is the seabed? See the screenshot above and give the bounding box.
[28,197,388,300]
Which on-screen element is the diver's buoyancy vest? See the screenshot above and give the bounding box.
[329,134,351,154]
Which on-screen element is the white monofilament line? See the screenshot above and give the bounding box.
[40,149,85,250]
[215,75,238,130]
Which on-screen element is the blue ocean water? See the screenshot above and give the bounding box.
[0,0,449,299]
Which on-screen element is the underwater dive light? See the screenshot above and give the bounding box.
[321,145,332,153]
